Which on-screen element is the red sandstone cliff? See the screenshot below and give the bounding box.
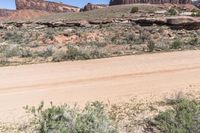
[110,0,191,5]
[15,0,80,13]
[193,0,200,8]
[0,9,15,17]
[81,3,108,12]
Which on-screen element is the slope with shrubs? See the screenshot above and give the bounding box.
[0,22,199,67]
[147,98,200,133]
[23,101,118,133]
[1,94,200,133]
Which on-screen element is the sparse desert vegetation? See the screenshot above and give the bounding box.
[0,4,200,66]
[0,22,199,66]
[0,1,200,133]
[1,94,200,133]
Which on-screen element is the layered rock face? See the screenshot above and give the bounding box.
[15,0,80,12]
[0,9,15,17]
[110,0,191,5]
[81,3,108,12]
[193,0,200,8]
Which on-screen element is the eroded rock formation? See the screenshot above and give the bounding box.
[81,3,108,12]
[0,9,15,17]
[110,0,191,5]
[31,16,200,30]
[15,0,80,12]
[193,0,200,8]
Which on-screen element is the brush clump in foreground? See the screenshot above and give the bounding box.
[1,95,200,133]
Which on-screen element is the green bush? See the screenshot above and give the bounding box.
[2,46,20,57]
[0,57,9,66]
[147,99,200,133]
[168,8,178,16]
[191,11,200,17]
[24,101,118,133]
[3,31,23,44]
[19,48,32,58]
[35,47,53,58]
[66,45,83,60]
[189,38,199,46]
[130,7,139,13]
[52,50,67,62]
[139,30,151,43]
[147,40,155,52]
[191,8,197,12]
[66,45,107,60]
[191,9,200,17]
[171,39,182,49]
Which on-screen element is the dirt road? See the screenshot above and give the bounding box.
[1,50,200,122]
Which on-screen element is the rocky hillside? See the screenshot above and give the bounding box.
[110,0,191,5]
[15,0,80,13]
[0,9,15,17]
[0,4,199,66]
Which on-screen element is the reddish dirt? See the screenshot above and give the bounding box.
[1,9,51,20]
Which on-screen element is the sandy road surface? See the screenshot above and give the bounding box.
[1,50,200,122]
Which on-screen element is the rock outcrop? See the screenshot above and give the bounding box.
[110,0,191,5]
[0,9,15,17]
[81,3,108,12]
[193,0,200,8]
[32,16,200,30]
[15,0,80,13]
[133,16,200,30]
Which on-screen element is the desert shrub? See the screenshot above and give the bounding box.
[191,8,197,12]
[24,101,118,133]
[2,46,21,57]
[189,37,199,46]
[19,49,32,58]
[130,7,139,13]
[66,45,107,60]
[191,11,200,17]
[191,9,200,17]
[45,29,55,40]
[196,11,200,17]
[0,57,9,66]
[35,46,53,58]
[3,31,23,44]
[147,98,200,133]
[147,40,155,52]
[52,50,67,62]
[171,39,182,49]
[2,46,32,58]
[168,8,178,16]
[125,33,136,44]
[139,30,151,43]
[66,45,82,60]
